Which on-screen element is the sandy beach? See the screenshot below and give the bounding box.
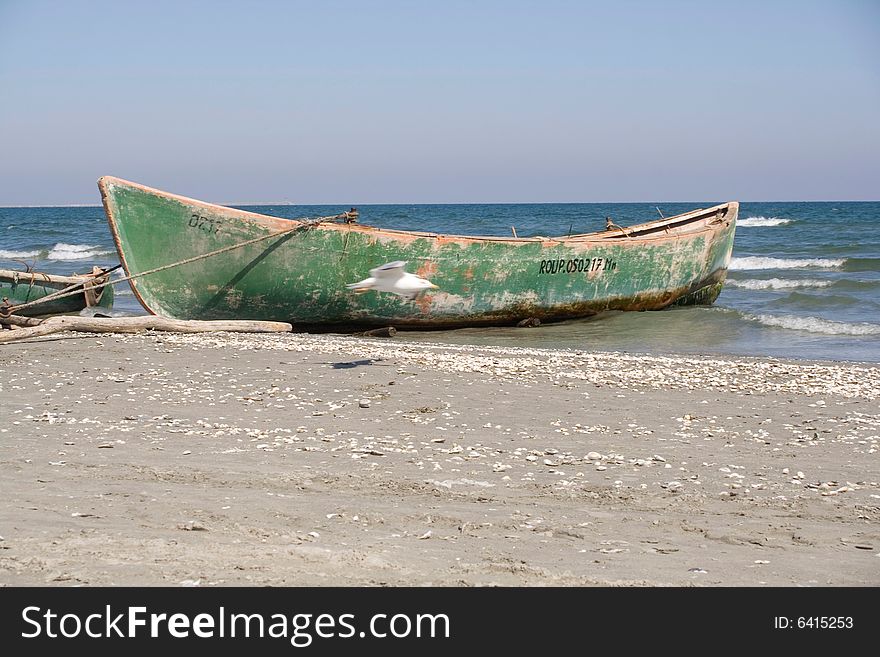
[1,331,878,587]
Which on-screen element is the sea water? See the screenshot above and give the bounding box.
[1,201,878,363]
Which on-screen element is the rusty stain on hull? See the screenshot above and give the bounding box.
[98,176,738,329]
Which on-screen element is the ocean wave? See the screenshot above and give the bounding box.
[747,313,880,336]
[729,256,845,271]
[771,292,862,309]
[0,249,40,258]
[832,278,880,291]
[842,257,880,273]
[725,278,832,290]
[46,242,114,261]
[3,242,119,263]
[738,216,793,227]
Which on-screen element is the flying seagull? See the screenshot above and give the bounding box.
[346,261,438,300]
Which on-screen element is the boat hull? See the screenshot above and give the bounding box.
[0,269,114,317]
[100,177,737,328]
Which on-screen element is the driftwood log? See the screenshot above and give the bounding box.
[359,326,397,338]
[0,315,292,343]
[0,315,43,328]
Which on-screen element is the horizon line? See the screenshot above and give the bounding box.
[1,199,878,209]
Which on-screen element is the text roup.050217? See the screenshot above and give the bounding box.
[539,257,617,275]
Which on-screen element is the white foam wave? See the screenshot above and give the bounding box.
[738,216,792,227]
[748,314,880,335]
[726,278,832,290]
[0,249,40,258]
[46,242,112,261]
[730,256,845,271]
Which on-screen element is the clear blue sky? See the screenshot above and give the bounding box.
[1,0,877,204]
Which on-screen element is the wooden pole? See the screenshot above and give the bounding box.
[0,315,292,343]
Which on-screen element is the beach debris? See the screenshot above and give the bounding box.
[359,399,371,408]
[417,530,433,540]
[599,540,630,554]
[820,485,854,496]
[148,330,880,400]
[428,478,494,489]
[359,326,398,338]
[516,317,541,328]
[346,261,438,300]
[178,521,207,531]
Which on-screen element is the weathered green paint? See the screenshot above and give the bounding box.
[99,176,737,328]
[0,269,114,317]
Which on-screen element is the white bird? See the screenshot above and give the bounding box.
[346,260,438,300]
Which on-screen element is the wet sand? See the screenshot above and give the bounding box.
[1,331,878,586]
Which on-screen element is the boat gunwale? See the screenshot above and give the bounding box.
[97,176,737,247]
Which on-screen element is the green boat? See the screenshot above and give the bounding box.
[0,266,114,317]
[99,176,737,329]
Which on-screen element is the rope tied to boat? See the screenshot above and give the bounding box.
[604,217,631,238]
[0,210,356,317]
